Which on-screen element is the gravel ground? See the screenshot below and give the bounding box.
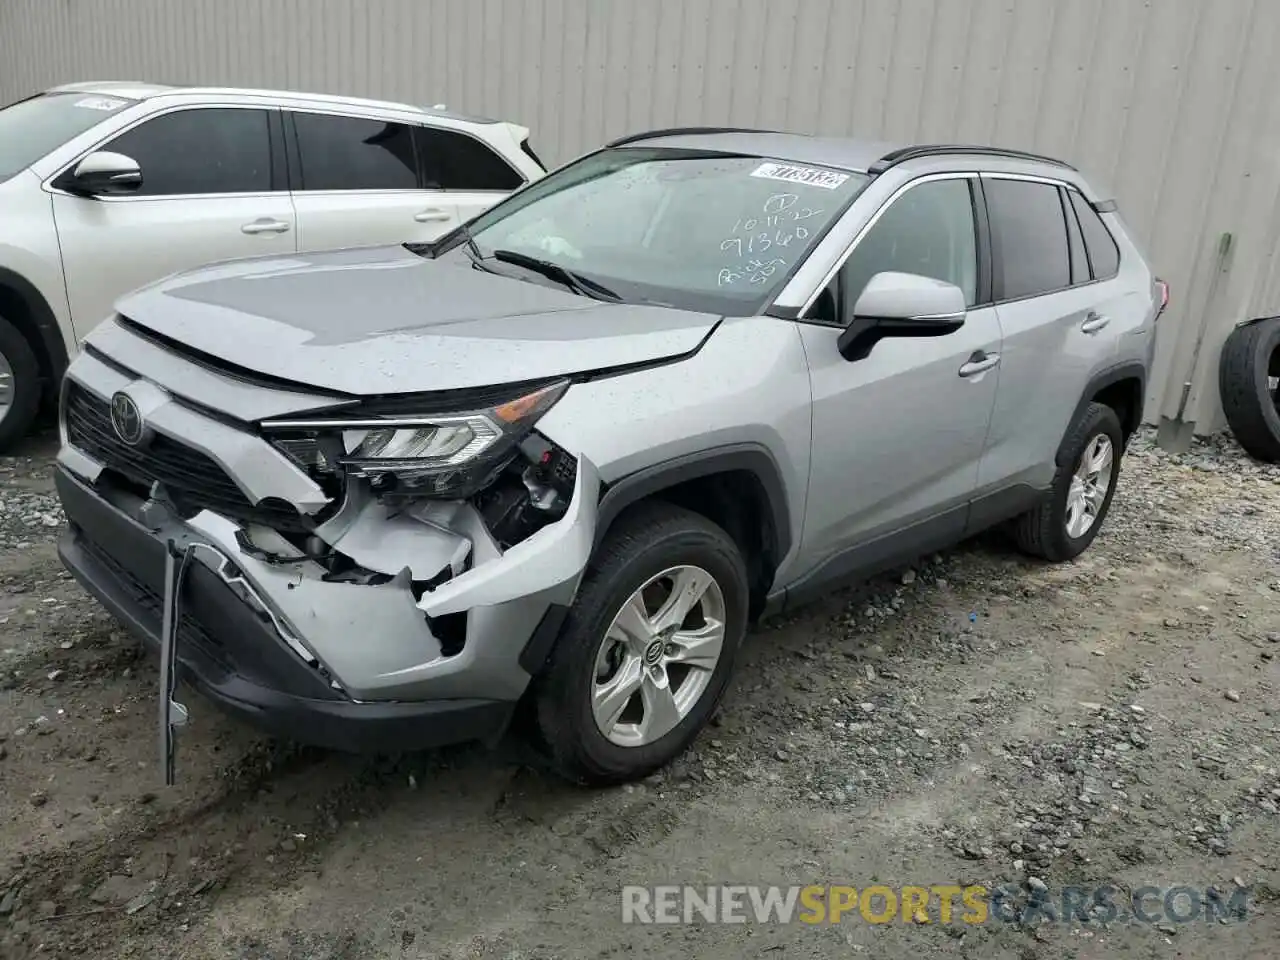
[1,425,1278,959]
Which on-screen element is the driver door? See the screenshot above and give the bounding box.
[797,174,1002,577]
[51,106,296,341]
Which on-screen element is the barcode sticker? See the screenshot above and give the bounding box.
[750,162,850,190]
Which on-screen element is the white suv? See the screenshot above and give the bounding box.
[0,81,544,449]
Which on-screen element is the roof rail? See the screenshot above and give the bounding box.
[867,144,1076,175]
[606,126,778,148]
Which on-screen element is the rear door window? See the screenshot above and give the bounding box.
[102,107,272,196]
[292,112,419,191]
[416,125,524,191]
[984,178,1071,300]
[1068,190,1121,280]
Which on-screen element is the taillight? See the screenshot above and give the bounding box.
[1155,278,1169,318]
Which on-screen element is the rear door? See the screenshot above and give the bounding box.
[979,175,1123,491]
[51,106,296,340]
[416,123,529,223]
[287,110,461,251]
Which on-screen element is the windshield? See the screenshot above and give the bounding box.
[0,92,136,182]
[463,147,870,314]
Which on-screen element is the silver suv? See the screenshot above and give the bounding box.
[53,130,1164,785]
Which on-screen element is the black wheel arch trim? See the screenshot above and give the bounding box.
[518,603,570,677]
[1064,360,1146,461]
[0,267,71,383]
[593,443,793,560]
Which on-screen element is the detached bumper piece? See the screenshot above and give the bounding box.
[56,467,515,778]
[159,541,192,786]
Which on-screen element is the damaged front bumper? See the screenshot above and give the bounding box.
[53,337,601,754]
[56,459,598,751]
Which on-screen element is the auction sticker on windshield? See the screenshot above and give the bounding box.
[750,162,850,190]
[74,96,128,111]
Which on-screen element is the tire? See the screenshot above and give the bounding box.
[1219,316,1280,463]
[1014,402,1124,563]
[0,315,41,453]
[532,501,749,785]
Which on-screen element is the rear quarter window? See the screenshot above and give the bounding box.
[1068,190,1121,280]
[417,125,524,191]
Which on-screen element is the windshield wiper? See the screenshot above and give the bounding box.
[457,225,485,266]
[491,249,621,303]
[406,224,489,269]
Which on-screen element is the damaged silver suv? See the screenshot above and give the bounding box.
[55,129,1163,784]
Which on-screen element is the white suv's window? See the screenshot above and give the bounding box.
[102,108,273,196]
[0,91,134,181]
[292,112,418,191]
[417,125,524,192]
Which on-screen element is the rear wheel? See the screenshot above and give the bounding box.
[1014,402,1124,562]
[533,502,749,785]
[0,316,41,452]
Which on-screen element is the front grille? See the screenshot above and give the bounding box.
[64,381,310,532]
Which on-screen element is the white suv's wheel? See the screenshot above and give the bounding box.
[0,316,41,452]
[533,502,748,785]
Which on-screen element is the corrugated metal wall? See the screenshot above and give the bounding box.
[3,0,1279,431]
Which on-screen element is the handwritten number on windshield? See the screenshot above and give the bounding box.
[717,193,825,286]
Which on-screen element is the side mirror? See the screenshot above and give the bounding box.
[62,151,143,196]
[837,271,967,362]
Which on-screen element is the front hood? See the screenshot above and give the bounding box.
[112,246,720,395]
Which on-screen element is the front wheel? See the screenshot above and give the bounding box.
[0,316,41,453]
[1013,402,1124,562]
[533,502,749,785]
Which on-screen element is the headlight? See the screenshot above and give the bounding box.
[261,380,568,498]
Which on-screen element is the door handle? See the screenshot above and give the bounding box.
[241,218,291,235]
[414,208,453,223]
[1081,312,1111,334]
[958,352,1001,378]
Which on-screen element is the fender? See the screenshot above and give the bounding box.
[1064,360,1146,463]
[0,266,71,384]
[593,442,793,561]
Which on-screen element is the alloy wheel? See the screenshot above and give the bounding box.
[1065,433,1114,538]
[591,564,726,747]
[0,346,13,424]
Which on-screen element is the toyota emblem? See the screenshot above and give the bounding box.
[109,391,147,446]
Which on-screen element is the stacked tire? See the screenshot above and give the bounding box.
[1219,316,1280,463]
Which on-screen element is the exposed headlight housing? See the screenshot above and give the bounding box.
[262,380,569,499]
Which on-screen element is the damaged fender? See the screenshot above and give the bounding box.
[418,456,600,616]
